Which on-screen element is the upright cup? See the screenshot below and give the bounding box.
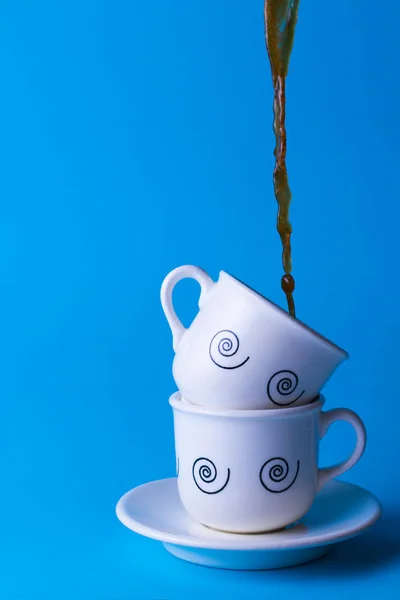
[161,265,348,410]
[170,392,366,533]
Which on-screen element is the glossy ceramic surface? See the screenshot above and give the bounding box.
[161,264,348,410]
[171,393,366,532]
[116,478,381,570]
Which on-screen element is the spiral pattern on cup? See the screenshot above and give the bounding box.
[267,370,305,406]
[209,330,250,370]
[259,457,300,493]
[192,457,231,494]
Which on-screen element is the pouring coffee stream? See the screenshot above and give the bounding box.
[264,0,300,317]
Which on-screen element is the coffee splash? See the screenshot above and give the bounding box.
[264,0,300,317]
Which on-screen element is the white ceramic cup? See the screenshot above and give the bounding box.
[161,265,348,410]
[170,392,366,533]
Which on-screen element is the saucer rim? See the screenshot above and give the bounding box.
[116,478,382,551]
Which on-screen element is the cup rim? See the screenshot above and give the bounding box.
[169,391,325,419]
[219,271,349,360]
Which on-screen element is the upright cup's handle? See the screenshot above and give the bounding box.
[318,408,367,491]
[161,265,215,351]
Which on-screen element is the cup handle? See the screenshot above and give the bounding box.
[161,265,215,351]
[318,408,367,491]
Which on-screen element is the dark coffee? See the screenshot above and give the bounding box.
[264,0,300,317]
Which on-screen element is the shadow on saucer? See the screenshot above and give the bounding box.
[294,507,399,577]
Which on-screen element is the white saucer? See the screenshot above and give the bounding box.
[116,478,381,570]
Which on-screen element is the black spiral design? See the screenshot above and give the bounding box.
[192,457,231,495]
[260,457,300,493]
[209,330,250,370]
[267,370,305,406]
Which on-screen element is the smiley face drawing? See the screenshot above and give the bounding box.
[208,331,306,406]
[190,455,299,495]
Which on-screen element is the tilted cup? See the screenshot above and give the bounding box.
[161,265,348,410]
[170,392,366,533]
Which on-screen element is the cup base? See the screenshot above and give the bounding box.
[200,520,292,535]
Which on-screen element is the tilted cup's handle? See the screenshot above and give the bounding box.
[160,265,215,352]
[318,408,367,491]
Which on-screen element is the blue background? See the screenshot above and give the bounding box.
[1,1,399,598]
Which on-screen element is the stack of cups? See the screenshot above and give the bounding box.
[161,265,366,533]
